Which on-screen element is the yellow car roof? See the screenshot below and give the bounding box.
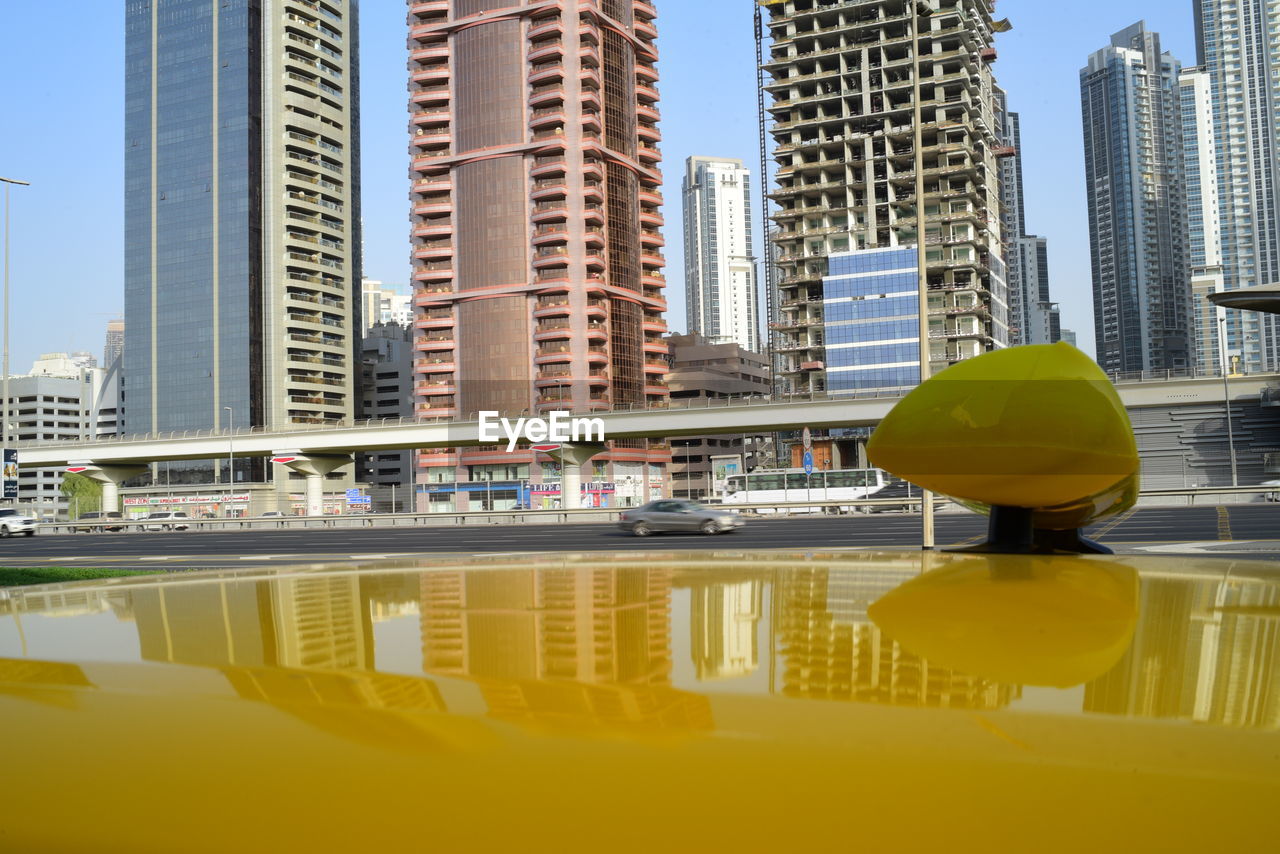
[1,551,1277,852]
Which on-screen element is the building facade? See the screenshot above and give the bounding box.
[407,0,670,512]
[664,332,770,500]
[1081,22,1191,374]
[9,357,119,519]
[358,322,415,512]
[1193,0,1280,373]
[761,0,1009,395]
[361,278,413,332]
[682,156,760,352]
[104,319,125,370]
[123,0,362,465]
[1179,65,1227,375]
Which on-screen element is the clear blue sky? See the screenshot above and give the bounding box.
[0,0,1196,371]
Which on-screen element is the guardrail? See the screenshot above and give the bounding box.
[36,487,1278,535]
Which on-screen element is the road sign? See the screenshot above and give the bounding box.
[347,496,371,505]
[345,488,362,500]
[802,427,812,450]
[803,450,814,475]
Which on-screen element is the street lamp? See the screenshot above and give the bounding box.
[224,406,235,487]
[910,3,935,549]
[1,176,31,459]
[1218,316,1238,486]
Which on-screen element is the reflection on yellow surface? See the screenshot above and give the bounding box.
[0,554,1278,852]
[1085,570,1280,727]
[777,563,1020,709]
[867,557,1139,687]
[691,580,762,680]
[421,567,713,732]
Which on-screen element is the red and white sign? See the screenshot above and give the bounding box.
[530,444,561,454]
[270,456,298,465]
[66,466,91,474]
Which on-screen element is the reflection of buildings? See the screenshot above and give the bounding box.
[1085,574,1280,728]
[131,576,373,671]
[421,567,712,731]
[692,581,762,680]
[777,567,1018,710]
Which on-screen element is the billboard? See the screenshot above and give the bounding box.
[710,455,743,497]
[2,449,16,500]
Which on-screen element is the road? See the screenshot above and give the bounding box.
[1,505,1277,569]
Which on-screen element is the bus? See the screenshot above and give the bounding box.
[720,468,888,513]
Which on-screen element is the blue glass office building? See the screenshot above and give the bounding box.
[822,248,920,392]
[124,0,361,475]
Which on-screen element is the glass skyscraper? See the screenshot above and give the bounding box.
[1080,22,1191,374]
[123,0,362,467]
[822,248,920,392]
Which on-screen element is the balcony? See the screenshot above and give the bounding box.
[529,62,564,84]
[529,82,565,107]
[531,178,569,200]
[413,218,452,237]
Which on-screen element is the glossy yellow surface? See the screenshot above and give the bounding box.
[1,551,1277,853]
[867,343,1140,527]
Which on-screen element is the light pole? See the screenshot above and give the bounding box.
[223,406,235,492]
[1,176,31,461]
[1218,316,1238,486]
[910,4,935,549]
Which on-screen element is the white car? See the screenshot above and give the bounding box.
[1263,480,1280,502]
[143,511,191,531]
[0,508,37,537]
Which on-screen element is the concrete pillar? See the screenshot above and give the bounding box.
[269,451,353,517]
[545,443,604,511]
[65,463,149,514]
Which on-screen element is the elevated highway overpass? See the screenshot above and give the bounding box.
[18,371,1280,514]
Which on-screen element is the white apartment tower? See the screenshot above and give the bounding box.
[682,156,760,353]
[1194,0,1280,372]
[1179,66,1227,374]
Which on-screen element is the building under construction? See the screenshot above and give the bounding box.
[758,0,1010,395]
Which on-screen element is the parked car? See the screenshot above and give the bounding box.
[260,511,286,518]
[78,511,125,533]
[0,507,37,537]
[618,500,744,536]
[143,511,190,532]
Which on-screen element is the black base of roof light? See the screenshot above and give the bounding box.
[950,505,1113,555]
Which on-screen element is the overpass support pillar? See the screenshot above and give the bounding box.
[546,443,605,510]
[270,452,353,517]
[65,462,149,514]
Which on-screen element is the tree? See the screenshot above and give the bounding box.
[60,473,102,520]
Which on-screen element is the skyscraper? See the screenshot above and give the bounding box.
[1193,0,1280,372]
[682,156,759,352]
[103,318,125,369]
[995,87,1059,347]
[1179,65,1227,374]
[761,0,1009,395]
[407,0,669,512]
[1081,22,1191,374]
[123,0,362,456]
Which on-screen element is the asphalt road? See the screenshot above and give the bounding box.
[0,505,1276,569]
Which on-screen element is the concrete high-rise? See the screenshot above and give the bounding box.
[124,0,362,462]
[407,0,670,512]
[1193,0,1280,372]
[682,156,759,352]
[761,0,1009,395]
[1081,22,1191,374]
[1179,65,1227,374]
[995,88,1059,347]
[103,319,124,369]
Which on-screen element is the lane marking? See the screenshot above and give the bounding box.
[1217,507,1233,541]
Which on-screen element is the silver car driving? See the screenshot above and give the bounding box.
[618,500,744,536]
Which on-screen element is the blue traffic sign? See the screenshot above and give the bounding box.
[345,488,361,500]
[802,450,814,475]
